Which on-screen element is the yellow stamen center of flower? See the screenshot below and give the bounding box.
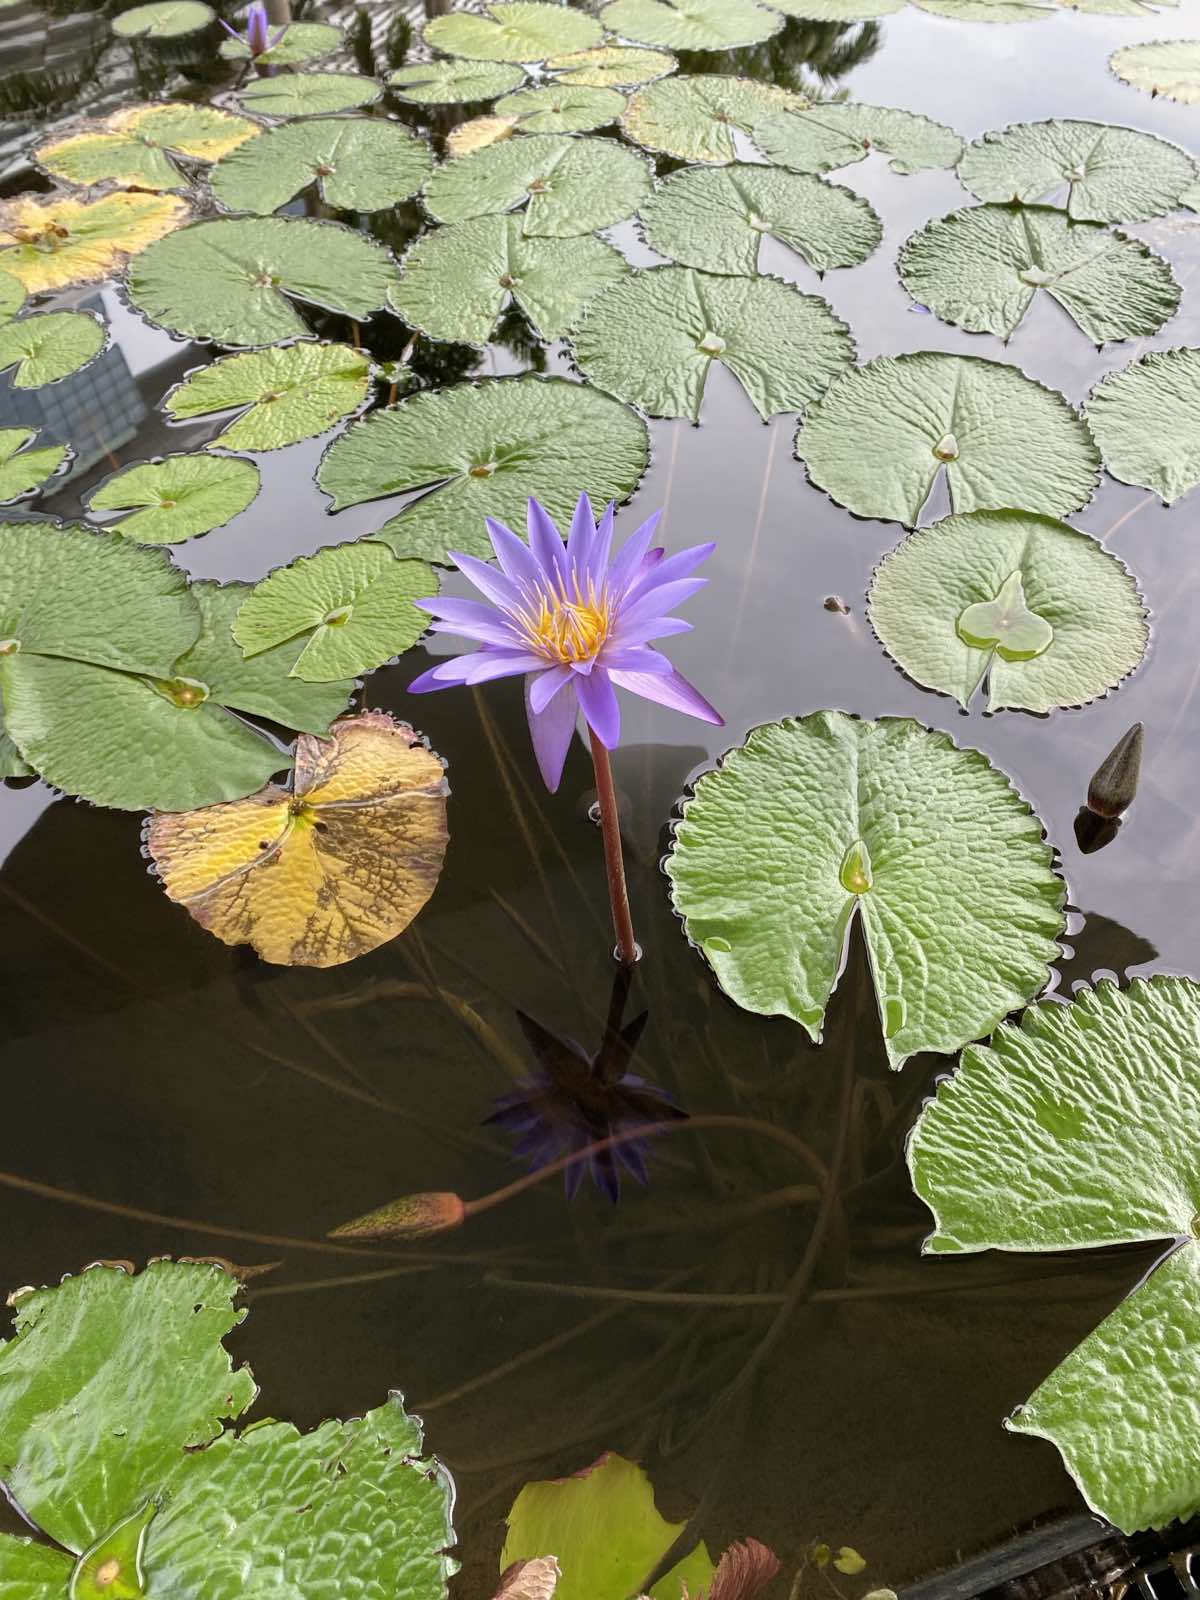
[518,573,611,665]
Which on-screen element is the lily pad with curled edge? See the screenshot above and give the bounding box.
[387,58,526,103]
[572,265,854,423]
[0,309,108,388]
[796,352,1101,526]
[390,215,628,345]
[126,216,399,347]
[957,120,1198,225]
[547,45,677,88]
[639,163,882,275]
[422,134,652,236]
[234,542,434,682]
[867,509,1149,712]
[111,0,214,38]
[0,1260,458,1587]
[85,452,261,544]
[907,975,1200,1532]
[36,103,260,194]
[317,374,649,564]
[210,118,433,216]
[423,1,602,61]
[492,84,627,133]
[600,0,783,50]
[0,190,190,294]
[236,70,383,117]
[757,0,902,18]
[753,101,963,176]
[1087,347,1200,504]
[1110,39,1200,103]
[913,0,1053,16]
[899,203,1180,345]
[162,341,374,453]
[0,268,23,322]
[148,711,449,966]
[620,73,802,163]
[0,427,70,505]
[219,19,343,64]
[665,711,1065,1068]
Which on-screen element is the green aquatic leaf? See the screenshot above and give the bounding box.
[755,0,902,18]
[666,711,1065,1068]
[424,1,602,60]
[912,0,1053,18]
[492,83,626,132]
[796,352,1100,526]
[754,100,963,175]
[0,427,69,504]
[422,133,652,236]
[0,701,33,778]
[1087,347,1200,504]
[210,118,433,215]
[620,73,802,162]
[111,0,214,38]
[573,265,854,422]
[898,203,1180,344]
[390,214,628,344]
[162,342,374,453]
[36,102,260,194]
[85,452,261,544]
[234,542,434,682]
[957,119,1198,224]
[0,269,24,322]
[638,162,881,275]
[600,0,783,50]
[126,216,399,347]
[907,975,1200,1532]
[547,44,677,87]
[219,19,342,64]
[387,58,526,103]
[867,509,1149,712]
[236,71,382,117]
[317,374,649,564]
[0,1534,73,1591]
[1110,38,1200,102]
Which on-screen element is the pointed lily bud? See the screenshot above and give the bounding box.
[328,1191,465,1242]
[683,1540,781,1600]
[1087,723,1143,819]
[494,1558,560,1600]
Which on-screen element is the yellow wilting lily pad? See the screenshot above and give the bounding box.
[37,103,261,194]
[146,711,450,968]
[447,115,520,159]
[0,190,190,293]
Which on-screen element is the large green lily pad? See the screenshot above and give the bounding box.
[0,427,70,504]
[219,19,343,64]
[387,58,526,103]
[390,214,627,345]
[0,310,107,389]
[573,265,853,422]
[1087,347,1200,504]
[600,0,783,50]
[492,83,627,132]
[0,1535,72,1588]
[899,203,1180,344]
[547,45,677,87]
[639,163,882,275]
[422,133,652,235]
[423,1,602,61]
[236,71,383,117]
[163,342,374,453]
[36,102,259,194]
[317,375,649,564]
[957,119,1199,224]
[1110,39,1200,103]
[112,1,214,38]
[756,0,901,18]
[754,101,963,175]
[867,509,1149,712]
[666,712,1065,1069]
[0,269,24,322]
[126,216,399,347]
[797,352,1101,525]
[210,118,433,215]
[620,73,802,162]
[907,976,1200,1532]
[912,0,1053,18]
[86,452,261,544]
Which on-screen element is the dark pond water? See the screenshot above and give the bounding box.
[2,0,1200,1594]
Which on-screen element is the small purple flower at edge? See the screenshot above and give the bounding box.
[220,3,288,56]
[409,494,724,792]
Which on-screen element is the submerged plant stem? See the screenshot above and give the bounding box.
[590,731,638,965]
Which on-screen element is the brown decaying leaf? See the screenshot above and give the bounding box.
[685,1539,782,1600]
[494,1557,562,1600]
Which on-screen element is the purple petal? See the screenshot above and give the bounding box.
[623,542,715,605]
[576,667,621,749]
[607,510,663,599]
[447,550,523,612]
[607,661,723,725]
[525,674,579,792]
[218,17,241,38]
[269,21,288,46]
[564,1155,586,1200]
[464,650,545,684]
[486,517,544,590]
[526,499,566,583]
[616,578,707,633]
[592,1148,621,1203]
[427,617,518,647]
[408,654,478,692]
[528,663,574,714]
[598,644,675,673]
[565,493,596,580]
[616,1140,649,1184]
[605,615,693,650]
[585,502,615,589]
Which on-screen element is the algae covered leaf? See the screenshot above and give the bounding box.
[36,102,259,193]
[162,342,374,453]
[620,73,802,162]
[0,426,70,504]
[0,190,190,293]
[210,118,433,215]
[0,309,107,389]
[1086,346,1200,504]
[85,452,260,544]
[423,1,602,60]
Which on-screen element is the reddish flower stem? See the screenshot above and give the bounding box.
[589,731,639,966]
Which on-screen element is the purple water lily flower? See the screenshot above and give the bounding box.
[220,2,287,56]
[409,494,723,792]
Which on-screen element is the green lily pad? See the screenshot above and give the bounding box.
[547,45,677,87]
[573,265,854,422]
[600,0,783,50]
[638,162,882,275]
[0,701,34,778]
[37,102,260,194]
[387,58,526,103]
[126,216,399,347]
[162,341,374,453]
[317,374,649,564]
[867,509,1149,712]
[112,1,214,38]
[754,100,963,175]
[492,83,626,132]
[390,214,628,344]
[912,0,1053,18]
[0,269,24,322]
[219,19,343,64]
[0,427,70,504]
[620,73,802,162]
[756,0,902,18]
[907,976,1200,1532]
[666,711,1065,1069]
[234,542,434,682]
[210,118,433,215]
[1087,347,1200,504]
[236,71,383,117]
[0,1535,72,1587]
[422,133,652,235]
[1110,38,1200,102]
[899,203,1180,344]
[85,452,261,544]
[423,1,602,61]
[796,352,1101,526]
[957,119,1199,224]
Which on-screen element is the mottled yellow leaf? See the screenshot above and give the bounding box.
[38,103,260,193]
[0,190,190,293]
[146,711,449,968]
[447,115,519,159]
[834,1548,867,1576]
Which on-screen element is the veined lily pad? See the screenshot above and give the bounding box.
[424,1,602,61]
[236,71,383,117]
[126,216,399,347]
[757,0,902,18]
[0,310,107,388]
[639,163,882,275]
[754,101,963,175]
[36,102,259,194]
[573,265,854,422]
[907,976,1200,1532]
[0,268,24,322]
[390,215,628,345]
[148,711,449,966]
[0,1535,72,1585]
[913,0,1053,18]
[492,84,627,132]
[112,1,214,38]
[867,509,1149,712]
[599,0,783,50]
[234,542,434,681]
[796,352,1100,525]
[210,118,433,215]
[621,73,802,162]
[547,45,677,88]
[219,19,342,64]
[1110,39,1200,103]
[422,133,652,235]
[898,203,1180,344]
[317,374,649,563]
[957,119,1199,225]
[1087,347,1200,504]
[0,190,190,294]
[85,452,261,544]
[0,427,70,504]
[666,711,1065,1069]
[387,58,527,103]
[162,342,374,453]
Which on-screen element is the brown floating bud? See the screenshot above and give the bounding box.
[494,1557,561,1600]
[823,596,850,614]
[685,1540,781,1600]
[328,1191,466,1242]
[1087,722,1143,820]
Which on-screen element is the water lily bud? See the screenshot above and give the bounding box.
[1087,722,1143,819]
[328,1191,465,1241]
[494,1557,560,1600]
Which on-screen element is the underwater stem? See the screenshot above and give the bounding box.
[589,731,638,965]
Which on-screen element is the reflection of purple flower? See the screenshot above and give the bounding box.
[220,3,287,56]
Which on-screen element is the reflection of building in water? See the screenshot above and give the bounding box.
[0,0,111,177]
